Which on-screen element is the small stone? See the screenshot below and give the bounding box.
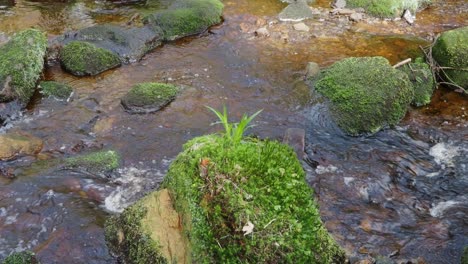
[350,13,363,21]
[293,22,310,32]
[403,9,415,25]
[305,61,320,79]
[332,0,346,9]
[255,27,270,37]
[333,8,354,15]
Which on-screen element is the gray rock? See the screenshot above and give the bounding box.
[332,0,346,9]
[278,0,314,22]
[350,12,363,21]
[293,22,310,32]
[305,61,320,79]
[55,24,163,64]
[255,27,270,37]
[402,9,415,24]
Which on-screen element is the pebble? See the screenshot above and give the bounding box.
[255,27,270,37]
[293,22,310,32]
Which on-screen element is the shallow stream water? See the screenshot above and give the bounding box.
[0,0,467,263]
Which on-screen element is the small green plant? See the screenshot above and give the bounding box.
[206,105,262,144]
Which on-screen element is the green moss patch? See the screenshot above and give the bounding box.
[2,251,39,264]
[121,82,178,114]
[399,58,435,107]
[313,56,414,136]
[432,26,468,90]
[59,41,121,76]
[144,0,223,41]
[0,29,47,103]
[65,150,120,173]
[39,81,73,100]
[347,0,431,18]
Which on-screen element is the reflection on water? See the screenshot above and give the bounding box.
[0,0,467,262]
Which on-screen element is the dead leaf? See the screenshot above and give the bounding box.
[242,221,254,236]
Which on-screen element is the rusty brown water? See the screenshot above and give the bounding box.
[0,0,467,263]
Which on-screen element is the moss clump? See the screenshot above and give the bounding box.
[144,0,223,41]
[121,82,178,114]
[347,0,431,17]
[2,251,39,264]
[313,56,414,136]
[39,81,73,100]
[59,41,121,76]
[65,150,120,173]
[432,26,468,90]
[400,58,435,106]
[0,29,47,103]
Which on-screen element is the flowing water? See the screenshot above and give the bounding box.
[0,0,467,263]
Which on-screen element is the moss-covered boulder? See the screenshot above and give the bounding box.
[2,251,39,264]
[39,81,73,100]
[0,29,47,103]
[59,41,121,76]
[144,0,223,41]
[347,0,431,18]
[65,150,120,174]
[121,82,178,114]
[312,56,414,136]
[106,135,345,263]
[432,26,468,90]
[399,58,435,106]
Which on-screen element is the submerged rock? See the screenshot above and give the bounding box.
[312,56,413,136]
[65,150,120,174]
[0,29,47,104]
[56,24,163,64]
[39,81,73,100]
[121,82,178,114]
[346,0,431,18]
[278,0,314,22]
[432,26,468,90]
[144,0,224,41]
[106,135,345,263]
[0,132,43,161]
[2,251,40,264]
[399,58,435,106]
[59,41,121,76]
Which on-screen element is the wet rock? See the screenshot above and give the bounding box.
[432,26,468,90]
[399,58,435,106]
[2,251,39,264]
[402,9,415,24]
[350,12,364,21]
[56,24,163,64]
[64,150,121,174]
[305,61,320,79]
[0,29,47,119]
[278,0,314,22]
[143,0,224,41]
[255,27,270,37]
[293,22,310,32]
[333,0,346,9]
[0,132,43,161]
[59,41,121,76]
[311,57,413,136]
[121,82,178,114]
[39,81,73,100]
[0,99,22,126]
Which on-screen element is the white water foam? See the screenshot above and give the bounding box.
[429,142,460,168]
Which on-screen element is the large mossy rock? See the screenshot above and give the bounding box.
[39,81,73,100]
[121,82,178,114]
[313,56,414,136]
[432,26,468,90]
[0,29,47,103]
[144,0,223,41]
[59,41,121,76]
[347,0,431,17]
[106,135,345,263]
[399,58,435,107]
[57,24,163,64]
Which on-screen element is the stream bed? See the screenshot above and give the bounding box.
[0,0,467,263]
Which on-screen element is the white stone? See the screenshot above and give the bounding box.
[293,22,310,32]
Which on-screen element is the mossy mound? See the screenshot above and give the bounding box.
[432,26,468,90]
[313,56,414,136]
[144,0,223,41]
[106,135,345,263]
[59,41,121,76]
[65,150,120,174]
[0,29,47,103]
[121,82,178,114]
[2,251,39,264]
[39,81,73,100]
[347,0,431,18]
[399,58,435,107]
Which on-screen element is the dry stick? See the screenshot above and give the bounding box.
[393,58,412,68]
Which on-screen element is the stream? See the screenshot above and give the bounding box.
[0,0,467,263]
